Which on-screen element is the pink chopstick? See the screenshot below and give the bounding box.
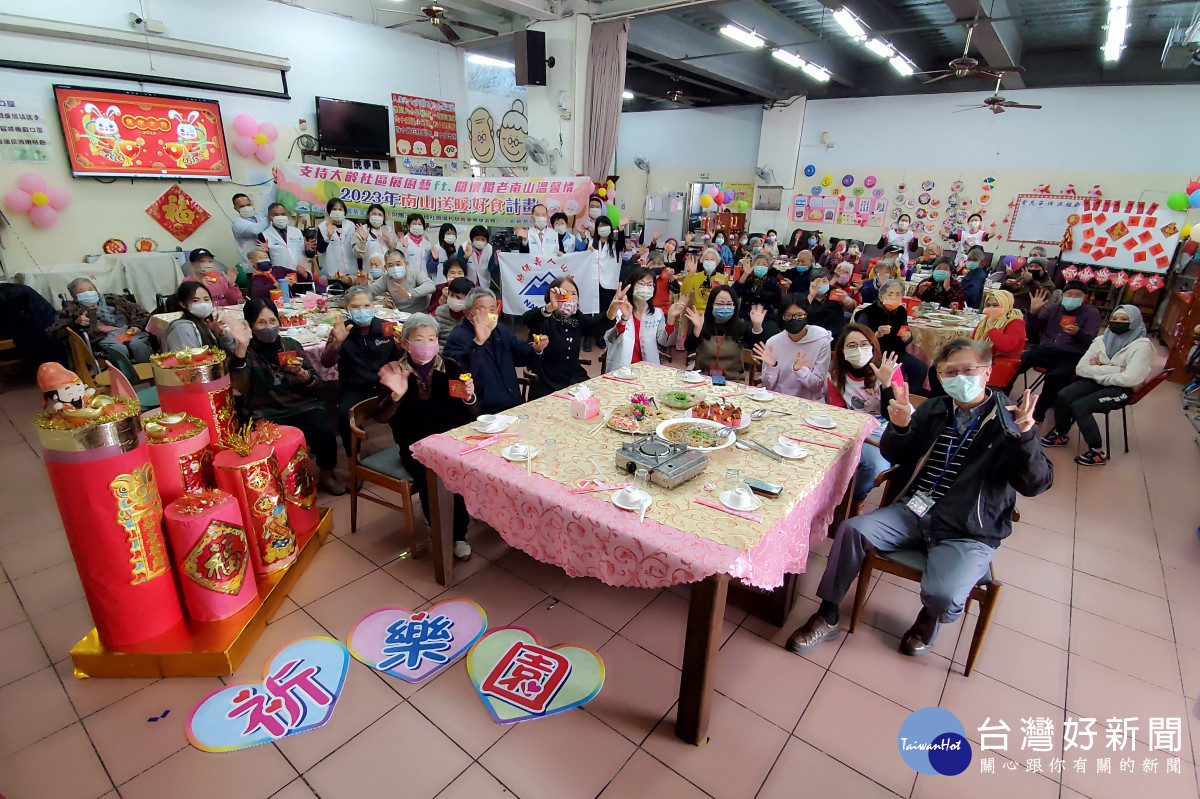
[717,392,742,399]
[602,375,639,385]
[568,482,632,495]
[785,435,842,450]
[693,498,763,523]
[553,392,573,399]
[458,433,514,454]
[804,423,850,438]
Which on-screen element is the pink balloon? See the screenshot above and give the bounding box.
[258,122,278,142]
[3,189,32,212]
[28,205,57,228]
[254,144,276,164]
[17,173,45,194]
[709,186,720,197]
[233,136,258,157]
[46,186,71,211]
[233,114,259,137]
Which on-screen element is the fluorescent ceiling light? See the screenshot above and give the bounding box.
[719,24,765,48]
[832,7,866,40]
[771,49,806,68]
[467,53,515,68]
[889,55,915,76]
[864,38,894,58]
[1102,0,1129,61]
[801,62,831,82]
[622,90,635,100]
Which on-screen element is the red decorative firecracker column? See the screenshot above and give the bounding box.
[34,365,186,649]
[213,425,298,576]
[144,412,214,507]
[151,347,238,447]
[268,424,320,535]
[163,490,258,622]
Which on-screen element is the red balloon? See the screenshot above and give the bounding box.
[1187,180,1200,195]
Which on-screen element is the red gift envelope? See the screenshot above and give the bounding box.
[1156,255,1170,268]
[1094,237,1108,249]
[1104,246,1117,258]
[1081,213,1092,223]
[1144,216,1157,227]
[1092,250,1105,262]
[381,321,397,337]
[1080,242,1093,253]
[1082,227,1095,239]
[1138,230,1153,243]
[1106,221,1129,241]
[1133,250,1148,263]
[1094,213,1107,224]
[1149,243,1165,256]
[1129,216,1141,227]
[277,350,301,366]
[1161,222,1179,238]
[1122,237,1137,250]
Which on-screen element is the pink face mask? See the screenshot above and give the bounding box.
[407,340,439,364]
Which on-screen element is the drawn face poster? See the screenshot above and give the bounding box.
[463,59,529,166]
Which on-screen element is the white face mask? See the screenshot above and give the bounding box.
[941,374,985,404]
[597,226,611,239]
[238,205,257,219]
[844,346,872,368]
[897,221,909,231]
[329,210,345,223]
[409,225,424,237]
[632,285,655,302]
[387,265,406,279]
[472,239,486,251]
[448,297,466,312]
[702,260,718,274]
[588,207,603,219]
[271,215,289,229]
[969,220,981,231]
[369,214,384,228]
[444,233,457,245]
[554,224,567,236]
[533,216,547,230]
[189,301,214,320]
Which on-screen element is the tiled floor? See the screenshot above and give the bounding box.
[0,363,1198,799]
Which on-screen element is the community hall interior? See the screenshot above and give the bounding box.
[2,0,1200,798]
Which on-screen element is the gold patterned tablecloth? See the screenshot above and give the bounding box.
[412,364,876,589]
[907,318,978,363]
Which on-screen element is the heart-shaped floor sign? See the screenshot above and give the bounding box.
[348,600,487,683]
[187,636,349,752]
[466,627,605,725]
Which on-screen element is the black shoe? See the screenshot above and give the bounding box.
[899,609,938,657]
[1039,432,1069,447]
[1074,448,1109,466]
[583,338,593,353]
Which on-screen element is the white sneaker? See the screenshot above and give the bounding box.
[453,540,472,560]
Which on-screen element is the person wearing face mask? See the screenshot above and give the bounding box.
[973,290,1026,361]
[164,282,230,352]
[1002,256,1056,315]
[712,229,734,267]
[853,279,927,392]
[605,268,686,372]
[914,256,965,308]
[786,229,806,258]
[247,247,288,301]
[951,213,990,252]
[678,247,729,315]
[908,243,943,281]
[818,238,847,269]
[1013,280,1101,423]
[958,246,989,309]
[400,213,433,278]
[352,203,400,263]
[753,294,831,402]
[182,247,242,307]
[645,256,678,316]
[316,198,356,281]
[464,225,494,287]
[428,223,459,282]
[435,277,475,345]
[877,215,919,270]
[683,284,769,379]
[226,299,344,495]
[825,325,908,513]
[588,209,624,350]
[585,194,605,234]
[50,278,154,363]
[429,259,468,313]
[1041,305,1152,466]
[522,277,589,398]
[230,192,270,275]
[786,338,1050,659]
[256,203,320,290]
[806,267,852,337]
[366,249,434,314]
[375,314,479,561]
[763,229,780,260]
[444,287,548,413]
[321,285,399,454]
[858,258,901,306]
[549,212,579,255]
[778,250,816,296]
[514,203,557,260]
[735,253,784,324]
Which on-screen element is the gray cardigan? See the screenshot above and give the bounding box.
[368,269,435,313]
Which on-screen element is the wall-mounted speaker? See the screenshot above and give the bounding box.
[514,30,547,86]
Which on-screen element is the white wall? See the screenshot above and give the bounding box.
[0,0,465,273]
[522,16,591,177]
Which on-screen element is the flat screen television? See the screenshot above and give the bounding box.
[53,85,231,180]
[315,97,390,156]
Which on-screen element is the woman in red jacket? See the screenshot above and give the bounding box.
[974,289,1025,387]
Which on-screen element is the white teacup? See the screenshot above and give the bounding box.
[727,486,755,509]
[478,414,498,425]
[614,367,635,379]
[777,436,802,456]
[509,442,528,459]
[616,487,645,506]
[810,413,834,427]
[750,388,771,400]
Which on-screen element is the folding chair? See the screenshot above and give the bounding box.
[1101,368,1173,455]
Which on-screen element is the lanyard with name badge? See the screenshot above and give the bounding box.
[906,413,981,518]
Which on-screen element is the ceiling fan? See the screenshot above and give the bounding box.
[385,4,498,44]
[915,23,1023,84]
[664,76,703,107]
[955,77,1042,114]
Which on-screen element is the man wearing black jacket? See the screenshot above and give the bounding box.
[444,287,548,414]
[787,338,1052,657]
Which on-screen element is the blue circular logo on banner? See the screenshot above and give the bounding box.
[804,164,816,177]
[898,707,972,776]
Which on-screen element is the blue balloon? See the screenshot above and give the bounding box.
[804,164,816,177]
[1190,188,1200,208]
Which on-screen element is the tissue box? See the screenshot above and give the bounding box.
[571,396,600,420]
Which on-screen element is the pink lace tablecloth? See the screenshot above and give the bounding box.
[411,366,876,590]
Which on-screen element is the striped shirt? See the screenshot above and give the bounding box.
[910,396,992,503]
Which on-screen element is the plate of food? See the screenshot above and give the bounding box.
[655,418,737,451]
[658,389,706,410]
[606,407,662,435]
[687,401,750,429]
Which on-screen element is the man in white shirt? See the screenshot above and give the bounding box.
[230,193,269,266]
[515,203,557,260]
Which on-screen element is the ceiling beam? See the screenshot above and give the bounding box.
[472,0,558,21]
[812,0,935,76]
[708,0,856,84]
[943,0,1026,89]
[588,0,724,22]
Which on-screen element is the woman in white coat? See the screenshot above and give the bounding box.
[464,225,494,287]
[602,266,685,372]
[429,223,459,283]
[1040,304,1154,466]
[258,203,322,289]
[401,213,433,278]
[353,203,399,263]
[368,248,436,314]
[316,198,356,280]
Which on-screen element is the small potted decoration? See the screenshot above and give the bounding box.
[629,393,652,421]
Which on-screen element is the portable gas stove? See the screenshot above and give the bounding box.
[615,435,709,489]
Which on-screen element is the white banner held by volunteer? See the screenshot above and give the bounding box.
[498,251,598,315]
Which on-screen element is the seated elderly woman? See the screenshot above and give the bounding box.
[165,282,235,352]
[49,278,154,363]
[444,286,548,413]
[320,286,398,454]
[368,248,435,314]
[375,313,480,560]
[227,298,344,495]
[182,247,242,307]
[246,247,293,301]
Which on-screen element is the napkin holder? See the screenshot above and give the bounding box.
[570,388,600,420]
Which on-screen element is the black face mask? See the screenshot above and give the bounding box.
[1107,321,1131,335]
[253,327,280,343]
[255,260,272,272]
[783,318,808,335]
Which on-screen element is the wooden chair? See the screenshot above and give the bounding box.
[741,348,760,387]
[103,350,159,410]
[848,466,1002,676]
[1101,368,1173,455]
[66,329,109,390]
[348,397,416,536]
